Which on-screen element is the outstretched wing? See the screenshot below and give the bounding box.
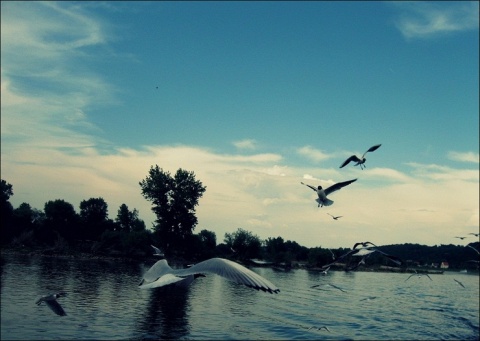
[301,182,317,192]
[140,259,174,285]
[339,155,361,168]
[362,144,381,158]
[324,179,357,196]
[173,258,280,293]
[139,273,187,289]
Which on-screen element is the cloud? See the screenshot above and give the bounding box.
[297,145,332,163]
[233,139,257,150]
[392,2,479,39]
[447,151,480,163]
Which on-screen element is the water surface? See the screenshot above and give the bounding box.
[1,254,478,340]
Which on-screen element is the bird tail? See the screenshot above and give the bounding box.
[323,199,334,206]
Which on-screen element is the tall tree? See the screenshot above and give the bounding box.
[224,228,262,261]
[0,179,15,244]
[43,199,79,243]
[139,165,206,254]
[115,203,145,232]
[79,197,111,240]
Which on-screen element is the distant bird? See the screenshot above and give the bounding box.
[311,283,346,293]
[405,270,432,282]
[139,258,280,293]
[455,236,467,240]
[360,296,377,301]
[469,233,480,237]
[327,248,336,260]
[327,213,342,220]
[454,278,465,288]
[301,179,357,207]
[151,244,164,257]
[35,292,67,316]
[308,326,331,332]
[321,266,330,275]
[340,144,382,170]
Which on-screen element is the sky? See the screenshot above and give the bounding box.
[1,1,479,249]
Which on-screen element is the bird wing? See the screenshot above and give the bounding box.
[362,144,381,158]
[45,300,67,316]
[466,244,480,255]
[373,249,403,266]
[454,279,465,288]
[351,248,376,257]
[139,273,187,289]
[339,155,361,168]
[301,182,317,192]
[324,179,357,196]
[425,274,433,281]
[151,245,164,255]
[173,258,280,293]
[327,283,346,292]
[140,259,174,284]
[405,274,415,282]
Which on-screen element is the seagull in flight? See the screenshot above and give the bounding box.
[455,236,467,240]
[139,258,280,293]
[35,292,67,316]
[405,270,432,282]
[151,244,164,257]
[454,278,465,288]
[340,144,382,170]
[301,179,357,207]
[311,283,346,293]
[308,326,331,332]
[468,233,479,237]
[321,266,330,275]
[327,213,342,220]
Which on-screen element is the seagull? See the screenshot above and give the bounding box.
[327,213,342,220]
[311,283,347,293]
[308,326,331,332]
[455,236,467,240]
[340,144,382,170]
[360,296,377,301]
[352,241,378,250]
[35,292,67,316]
[454,278,465,288]
[468,233,479,237]
[321,266,330,275]
[327,248,336,260]
[151,244,164,257]
[139,258,280,293]
[301,179,357,207]
[405,270,432,282]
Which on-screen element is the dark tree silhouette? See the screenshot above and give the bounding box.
[139,165,206,255]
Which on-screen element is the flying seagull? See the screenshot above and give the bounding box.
[455,236,467,240]
[308,326,331,332]
[405,271,432,282]
[35,292,67,316]
[453,278,465,288]
[301,179,357,207]
[468,233,479,237]
[139,258,280,293]
[151,244,164,257]
[327,248,336,260]
[340,144,382,170]
[311,283,346,293]
[321,266,330,275]
[327,213,342,220]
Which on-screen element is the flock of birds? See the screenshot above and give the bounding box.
[35,142,478,333]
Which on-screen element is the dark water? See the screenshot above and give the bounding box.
[1,253,478,340]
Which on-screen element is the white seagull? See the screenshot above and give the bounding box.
[151,244,164,257]
[405,270,432,282]
[139,258,280,293]
[340,144,382,170]
[35,292,67,316]
[301,179,357,207]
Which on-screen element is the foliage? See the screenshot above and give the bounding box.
[115,204,145,232]
[224,228,262,261]
[139,165,206,255]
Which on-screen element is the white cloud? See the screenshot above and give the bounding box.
[233,139,257,150]
[392,2,479,39]
[448,151,480,163]
[297,145,332,163]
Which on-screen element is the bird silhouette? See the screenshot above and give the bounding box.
[340,144,381,170]
[301,179,357,207]
[327,213,343,220]
[35,292,67,316]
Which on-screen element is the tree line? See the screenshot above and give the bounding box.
[1,166,478,271]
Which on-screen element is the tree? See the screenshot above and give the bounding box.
[1,179,15,244]
[79,197,112,240]
[43,199,79,244]
[115,204,145,233]
[139,165,206,254]
[224,228,262,261]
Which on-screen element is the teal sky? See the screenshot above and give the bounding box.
[1,1,479,248]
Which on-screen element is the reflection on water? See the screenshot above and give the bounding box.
[1,253,479,340]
